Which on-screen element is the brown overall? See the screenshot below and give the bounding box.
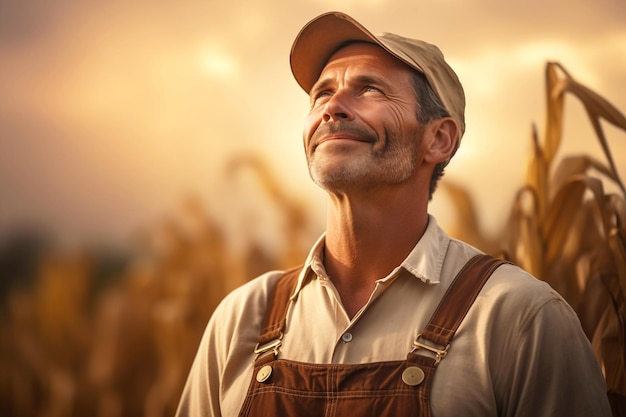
[238,254,507,417]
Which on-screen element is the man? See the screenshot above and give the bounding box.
[176,11,612,416]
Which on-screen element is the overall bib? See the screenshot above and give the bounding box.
[238,254,507,417]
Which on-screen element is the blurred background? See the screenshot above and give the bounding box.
[1,0,625,416]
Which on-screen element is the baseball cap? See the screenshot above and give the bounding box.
[290,11,466,146]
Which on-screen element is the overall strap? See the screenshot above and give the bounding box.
[255,255,509,359]
[413,254,510,361]
[255,266,302,356]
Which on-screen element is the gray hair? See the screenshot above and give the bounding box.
[410,71,450,200]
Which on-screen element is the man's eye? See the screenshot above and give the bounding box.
[315,90,332,99]
[311,90,332,106]
[364,86,382,93]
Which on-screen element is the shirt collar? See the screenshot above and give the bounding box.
[291,215,451,299]
[399,215,450,284]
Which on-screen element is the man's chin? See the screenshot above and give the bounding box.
[309,165,367,193]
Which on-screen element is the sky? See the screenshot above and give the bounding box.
[1,0,625,252]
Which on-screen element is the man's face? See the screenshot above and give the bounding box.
[303,42,426,194]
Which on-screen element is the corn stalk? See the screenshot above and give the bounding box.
[503,62,626,414]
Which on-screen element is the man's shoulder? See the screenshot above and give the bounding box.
[487,262,561,302]
[215,269,291,318]
[445,237,559,301]
[443,238,570,318]
[201,268,302,360]
[478,261,580,333]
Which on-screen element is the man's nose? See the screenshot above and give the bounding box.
[322,91,354,122]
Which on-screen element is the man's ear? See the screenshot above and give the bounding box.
[424,117,459,164]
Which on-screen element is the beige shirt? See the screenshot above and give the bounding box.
[176,216,612,417]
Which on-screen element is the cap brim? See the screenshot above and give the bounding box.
[290,12,383,93]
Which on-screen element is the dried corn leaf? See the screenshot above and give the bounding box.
[550,62,626,130]
[593,301,626,394]
[552,155,622,197]
[609,227,626,309]
[542,64,567,165]
[525,124,549,219]
[545,62,626,196]
[441,181,494,253]
[544,200,607,305]
[509,187,544,276]
[576,252,612,338]
[588,114,626,196]
[542,175,605,264]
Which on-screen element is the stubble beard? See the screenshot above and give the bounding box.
[306,123,421,193]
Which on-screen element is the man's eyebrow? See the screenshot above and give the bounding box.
[311,74,388,95]
[354,74,384,85]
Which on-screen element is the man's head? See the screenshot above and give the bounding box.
[290,11,465,154]
[290,12,465,198]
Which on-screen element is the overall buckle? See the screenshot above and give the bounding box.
[410,333,450,365]
[254,333,283,360]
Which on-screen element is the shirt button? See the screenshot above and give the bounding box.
[341,332,353,343]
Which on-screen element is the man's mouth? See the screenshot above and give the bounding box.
[316,133,370,146]
[311,123,376,151]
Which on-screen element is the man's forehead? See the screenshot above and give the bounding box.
[319,42,416,77]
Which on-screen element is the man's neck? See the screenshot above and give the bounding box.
[322,188,429,317]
